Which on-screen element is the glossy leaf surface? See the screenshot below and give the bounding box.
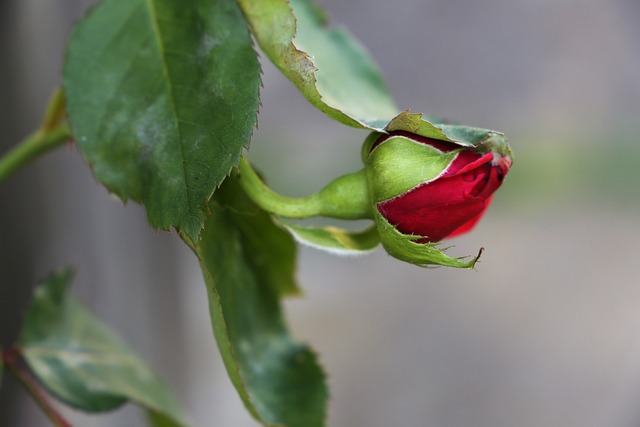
[186,175,327,427]
[64,0,261,241]
[20,269,188,426]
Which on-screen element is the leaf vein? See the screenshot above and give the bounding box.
[145,0,198,232]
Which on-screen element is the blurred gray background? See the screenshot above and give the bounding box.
[2,0,640,426]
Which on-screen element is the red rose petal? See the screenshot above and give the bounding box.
[378,153,506,242]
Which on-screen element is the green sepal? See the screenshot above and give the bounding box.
[360,132,381,163]
[386,112,513,158]
[280,222,380,255]
[365,135,458,203]
[373,211,482,268]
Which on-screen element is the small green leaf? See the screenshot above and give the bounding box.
[64,0,261,241]
[185,175,327,427]
[237,0,398,130]
[20,269,188,426]
[281,222,380,255]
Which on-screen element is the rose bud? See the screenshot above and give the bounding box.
[364,130,512,266]
[238,120,512,268]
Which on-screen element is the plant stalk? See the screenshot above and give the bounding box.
[0,124,72,184]
[1,348,72,427]
[238,157,372,220]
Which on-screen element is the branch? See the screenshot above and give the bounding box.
[2,348,72,427]
[0,124,72,184]
[0,87,72,184]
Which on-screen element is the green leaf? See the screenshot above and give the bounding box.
[281,222,380,255]
[63,0,261,241]
[237,0,398,130]
[184,175,327,427]
[20,269,189,427]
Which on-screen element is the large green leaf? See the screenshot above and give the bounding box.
[184,175,327,427]
[237,0,513,154]
[64,0,261,241]
[20,269,189,427]
[237,0,398,130]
